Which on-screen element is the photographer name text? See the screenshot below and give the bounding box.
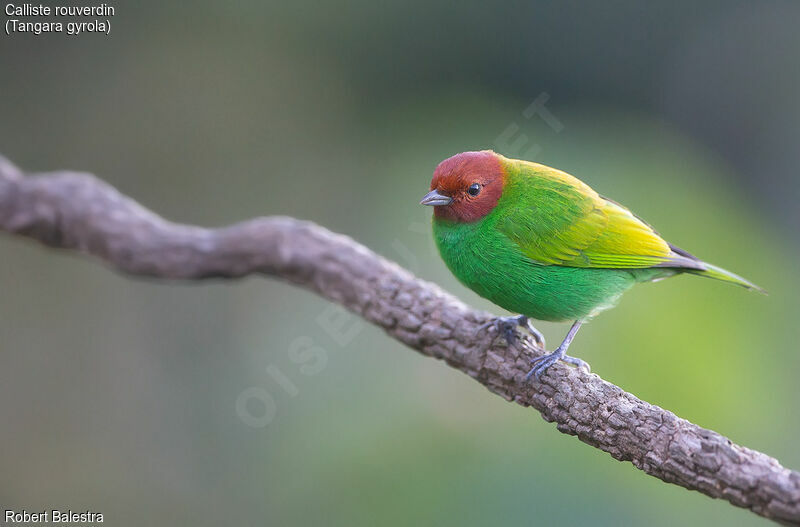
[5,509,103,524]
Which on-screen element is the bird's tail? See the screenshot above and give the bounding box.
[686,262,766,294]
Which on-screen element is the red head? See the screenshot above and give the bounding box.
[420,151,505,222]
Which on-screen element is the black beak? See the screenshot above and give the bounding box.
[420,189,453,206]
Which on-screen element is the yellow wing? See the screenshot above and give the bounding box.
[496,159,704,270]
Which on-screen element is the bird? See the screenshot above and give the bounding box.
[420,150,764,381]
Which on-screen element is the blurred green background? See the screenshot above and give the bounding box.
[1,1,799,525]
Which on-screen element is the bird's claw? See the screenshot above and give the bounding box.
[475,315,545,348]
[475,318,517,345]
[525,348,590,382]
[562,355,591,373]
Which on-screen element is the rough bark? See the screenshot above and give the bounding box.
[0,155,798,525]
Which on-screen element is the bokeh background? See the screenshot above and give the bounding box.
[1,1,799,525]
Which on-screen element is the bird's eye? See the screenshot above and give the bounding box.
[468,183,481,196]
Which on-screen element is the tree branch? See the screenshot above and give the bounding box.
[0,155,798,525]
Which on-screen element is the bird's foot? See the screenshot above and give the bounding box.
[525,347,590,382]
[476,315,545,348]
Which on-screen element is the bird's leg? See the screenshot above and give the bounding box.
[476,314,545,348]
[525,320,589,382]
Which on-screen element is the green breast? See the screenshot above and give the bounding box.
[432,216,650,322]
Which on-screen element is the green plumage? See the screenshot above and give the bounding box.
[433,212,668,321]
[429,152,762,323]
